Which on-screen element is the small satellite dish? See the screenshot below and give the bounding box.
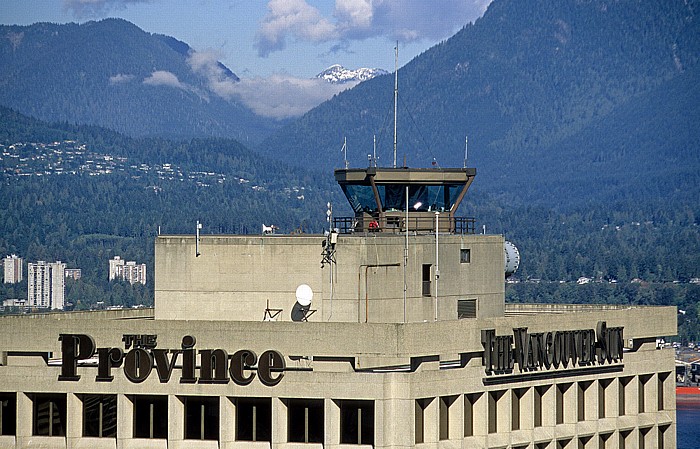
[292,284,313,322]
[295,284,313,307]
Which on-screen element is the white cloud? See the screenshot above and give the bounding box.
[143,70,186,89]
[108,73,135,84]
[232,75,356,119]
[63,0,150,18]
[187,49,347,120]
[256,0,338,57]
[256,0,492,56]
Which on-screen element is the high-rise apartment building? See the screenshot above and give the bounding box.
[3,254,23,283]
[109,256,146,285]
[27,261,66,310]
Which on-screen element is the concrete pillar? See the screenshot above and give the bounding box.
[326,399,339,447]
[116,394,132,448]
[272,397,287,448]
[169,395,184,443]
[220,397,235,445]
[66,393,82,448]
[15,392,32,447]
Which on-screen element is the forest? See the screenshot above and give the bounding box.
[1,107,699,341]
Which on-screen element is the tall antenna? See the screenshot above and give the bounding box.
[342,137,348,169]
[393,42,398,168]
[373,135,377,167]
[464,135,468,169]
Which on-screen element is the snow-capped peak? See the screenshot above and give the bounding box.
[316,64,389,84]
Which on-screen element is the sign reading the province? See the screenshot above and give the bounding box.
[57,334,285,386]
[481,321,623,375]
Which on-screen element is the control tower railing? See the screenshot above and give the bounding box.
[333,215,476,235]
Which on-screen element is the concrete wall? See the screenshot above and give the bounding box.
[0,305,677,448]
[154,233,505,323]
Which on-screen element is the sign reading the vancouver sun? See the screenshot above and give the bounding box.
[58,334,285,386]
[481,321,624,375]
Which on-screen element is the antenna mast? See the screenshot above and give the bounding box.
[393,42,398,168]
[342,137,348,169]
[464,135,468,169]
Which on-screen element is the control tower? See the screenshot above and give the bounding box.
[333,167,476,234]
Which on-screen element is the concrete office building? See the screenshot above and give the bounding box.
[3,254,22,284]
[27,260,66,310]
[0,167,676,448]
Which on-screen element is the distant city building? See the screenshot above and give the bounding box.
[64,268,82,280]
[3,254,23,284]
[109,256,146,285]
[2,298,28,309]
[27,261,66,310]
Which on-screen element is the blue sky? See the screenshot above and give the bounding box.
[1,0,491,118]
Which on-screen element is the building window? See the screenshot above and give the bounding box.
[287,399,323,443]
[415,398,430,444]
[457,299,477,319]
[598,379,612,418]
[339,400,374,445]
[439,396,456,440]
[577,381,591,422]
[32,393,66,436]
[534,385,548,427]
[184,396,219,440]
[82,394,117,438]
[236,398,271,442]
[511,388,525,431]
[464,393,481,437]
[619,376,632,416]
[133,395,167,439]
[556,383,571,425]
[658,372,670,411]
[422,264,431,296]
[488,390,504,434]
[460,248,471,263]
[0,393,16,436]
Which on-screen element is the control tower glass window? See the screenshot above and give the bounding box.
[341,183,465,213]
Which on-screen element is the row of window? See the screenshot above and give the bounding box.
[0,393,373,444]
[416,372,673,442]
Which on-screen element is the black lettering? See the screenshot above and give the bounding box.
[513,328,529,369]
[96,347,123,382]
[200,349,230,384]
[123,348,153,383]
[58,334,95,381]
[230,350,258,385]
[258,350,286,386]
[481,329,495,374]
[152,349,179,383]
[180,335,197,383]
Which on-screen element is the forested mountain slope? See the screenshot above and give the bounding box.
[0,19,278,142]
[260,0,700,209]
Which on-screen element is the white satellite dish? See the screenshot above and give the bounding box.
[292,284,313,322]
[295,284,313,307]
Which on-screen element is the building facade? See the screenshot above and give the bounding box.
[109,256,146,285]
[0,168,677,448]
[27,260,65,310]
[3,254,23,284]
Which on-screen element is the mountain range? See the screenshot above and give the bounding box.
[316,65,389,84]
[0,19,278,142]
[260,0,700,208]
[1,0,699,211]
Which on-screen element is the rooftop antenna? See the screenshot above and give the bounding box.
[393,42,398,168]
[342,137,348,169]
[373,135,377,167]
[464,135,468,169]
[195,220,202,257]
